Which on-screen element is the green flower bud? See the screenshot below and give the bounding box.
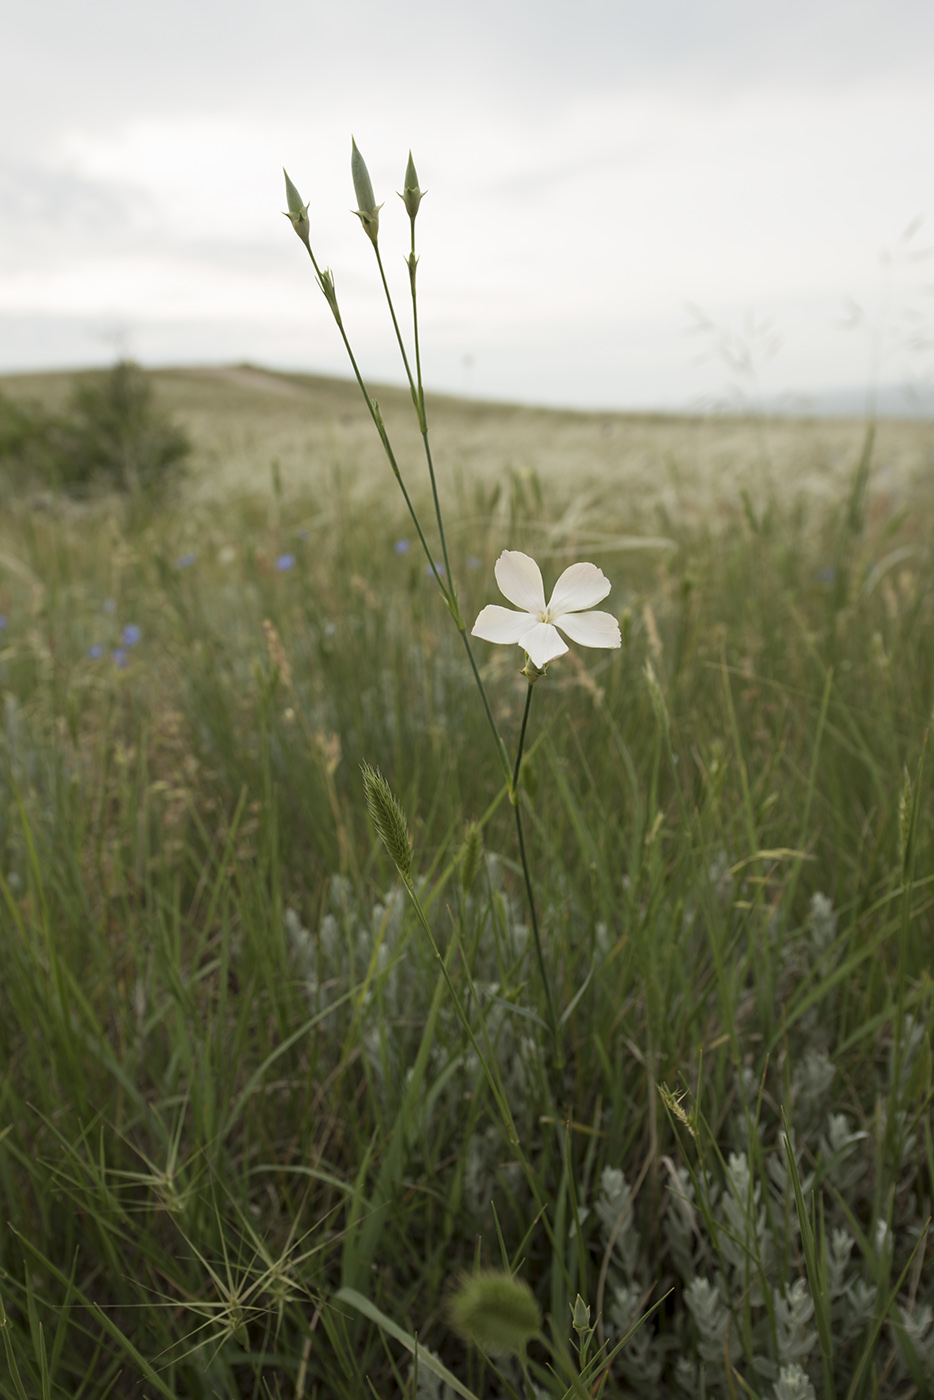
[351,137,383,245]
[316,267,341,326]
[448,1271,541,1357]
[399,150,425,220]
[361,762,412,880]
[571,1293,591,1338]
[282,168,310,249]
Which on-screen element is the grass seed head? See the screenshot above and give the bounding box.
[448,1270,541,1356]
[644,658,670,738]
[459,820,483,893]
[361,761,412,880]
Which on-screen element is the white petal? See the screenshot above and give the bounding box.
[547,561,611,617]
[520,621,569,668]
[494,550,546,613]
[556,609,622,649]
[472,604,537,645]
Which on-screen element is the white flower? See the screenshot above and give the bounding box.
[471,550,622,669]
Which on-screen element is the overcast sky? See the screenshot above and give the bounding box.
[2,0,933,410]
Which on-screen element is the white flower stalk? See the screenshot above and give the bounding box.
[472,550,621,670]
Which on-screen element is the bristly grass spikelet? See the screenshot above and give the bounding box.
[447,1270,542,1357]
[458,820,484,893]
[361,761,412,881]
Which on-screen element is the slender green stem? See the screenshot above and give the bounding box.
[404,229,453,584]
[374,245,419,410]
[375,239,456,599]
[513,682,562,1060]
[402,221,512,784]
[401,875,520,1147]
[409,219,426,426]
[303,230,514,790]
[301,242,450,604]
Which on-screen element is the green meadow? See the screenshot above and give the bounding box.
[0,362,933,1397]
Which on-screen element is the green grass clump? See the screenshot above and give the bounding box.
[0,400,932,1397]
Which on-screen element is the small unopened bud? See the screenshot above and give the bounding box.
[571,1294,591,1338]
[316,267,341,325]
[361,762,412,880]
[282,168,310,248]
[351,137,383,245]
[399,150,425,220]
[370,397,389,446]
[448,1271,541,1357]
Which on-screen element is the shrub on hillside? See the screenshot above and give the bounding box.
[53,360,191,495]
[0,361,191,498]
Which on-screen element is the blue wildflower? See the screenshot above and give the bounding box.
[175,552,198,569]
[88,643,104,659]
[425,561,446,578]
[112,648,129,669]
[0,615,7,629]
[394,539,410,555]
[122,624,142,647]
[276,553,296,571]
[467,556,482,570]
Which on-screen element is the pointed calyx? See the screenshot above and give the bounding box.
[282,168,310,248]
[399,150,425,220]
[351,137,383,245]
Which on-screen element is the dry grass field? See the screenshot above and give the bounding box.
[3,363,931,523]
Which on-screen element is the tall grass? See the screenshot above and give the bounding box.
[0,404,932,1395]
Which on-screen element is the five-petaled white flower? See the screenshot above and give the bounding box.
[472,550,622,669]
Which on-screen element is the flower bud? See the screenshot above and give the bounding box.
[571,1293,591,1338]
[351,137,382,245]
[282,168,310,249]
[399,150,425,220]
[316,267,341,326]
